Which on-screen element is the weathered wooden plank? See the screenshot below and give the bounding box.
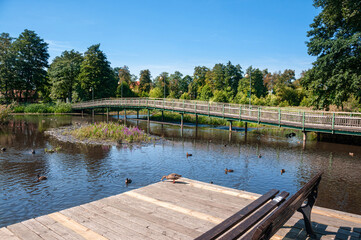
[35,215,85,240]
[6,222,43,240]
[92,197,202,238]
[109,194,216,232]
[49,212,107,240]
[0,227,21,240]
[22,219,65,240]
[81,202,180,240]
[135,183,239,218]
[61,206,148,240]
[152,180,255,210]
[125,190,225,223]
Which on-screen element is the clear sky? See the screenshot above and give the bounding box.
[0,0,319,79]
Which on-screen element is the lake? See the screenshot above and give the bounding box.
[0,114,361,228]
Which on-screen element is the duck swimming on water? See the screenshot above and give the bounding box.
[37,174,47,181]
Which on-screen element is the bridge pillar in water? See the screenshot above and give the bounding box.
[92,109,94,122]
[162,111,164,121]
[317,132,320,142]
[147,109,150,122]
[245,122,248,134]
[195,114,198,127]
[81,110,83,118]
[228,120,233,132]
[117,111,119,120]
[124,109,127,124]
[137,110,139,119]
[180,113,184,131]
[106,108,109,123]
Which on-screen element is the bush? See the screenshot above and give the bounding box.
[24,104,50,113]
[54,102,72,113]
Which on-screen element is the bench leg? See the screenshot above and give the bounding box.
[297,187,318,239]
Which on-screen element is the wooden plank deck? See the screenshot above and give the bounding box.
[2,178,361,239]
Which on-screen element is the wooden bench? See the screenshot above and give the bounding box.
[195,171,323,240]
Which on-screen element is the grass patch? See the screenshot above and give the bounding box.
[70,122,152,143]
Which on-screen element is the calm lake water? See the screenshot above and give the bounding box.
[0,114,361,228]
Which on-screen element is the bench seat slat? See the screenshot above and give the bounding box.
[194,189,279,240]
[219,191,289,240]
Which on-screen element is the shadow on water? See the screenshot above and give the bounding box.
[0,114,361,228]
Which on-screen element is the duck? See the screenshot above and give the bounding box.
[1,147,6,152]
[349,152,354,157]
[281,169,286,174]
[224,168,234,173]
[186,152,192,157]
[258,154,262,158]
[31,149,36,154]
[125,178,132,184]
[37,174,47,181]
[161,173,182,183]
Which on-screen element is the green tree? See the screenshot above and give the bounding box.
[190,66,209,99]
[0,33,16,102]
[149,87,163,98]
[199,84,213,101]
[302,0,361,109]
[139,69,152,93]
[169,71,183,98]
[224,61,243,96]
[12,29,49,102]
[48,50,83,102]
[78,44,117,100]
[179,75,193,96]
[116,81,135,97]
[154,72,169,97]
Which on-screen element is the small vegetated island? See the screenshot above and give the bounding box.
[48,122,153,146]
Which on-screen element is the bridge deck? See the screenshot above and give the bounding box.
[2,178,361,239]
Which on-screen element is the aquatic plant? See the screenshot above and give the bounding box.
[70,122,152,143]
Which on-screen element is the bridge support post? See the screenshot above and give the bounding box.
[81,110,83,118]
[162,111,164,122]
[117,110,119,120]
[228,120,233,132]
[124,109,127,124]
[106,108,109,123]
[92,109,94,122]
[147,109,150,122]
[316,132,320,142]
[195,114,198,127]
[245,122,248,134]
[180,113,184,131]
[137,110,139,119]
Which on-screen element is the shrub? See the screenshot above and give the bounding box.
[54,102,72,113]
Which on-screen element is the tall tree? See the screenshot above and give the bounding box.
[48,50,83,102]
[139,69,152,94]
[169,71,183,98]
[0,33,15,102]
[117,66,136,97]
[190,66,209,99]
[302,0,361,109]
[12,29,49,102]
[179,75,192,95]
[78,44,116,100]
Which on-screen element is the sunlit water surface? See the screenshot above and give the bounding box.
[0,114,361,227]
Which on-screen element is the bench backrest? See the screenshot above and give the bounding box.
[248,171,323,240]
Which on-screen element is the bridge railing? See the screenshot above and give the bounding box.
[72,98,361,132]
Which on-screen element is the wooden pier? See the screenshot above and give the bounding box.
[1,178,361,239]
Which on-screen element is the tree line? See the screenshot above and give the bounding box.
[0,0,360,110]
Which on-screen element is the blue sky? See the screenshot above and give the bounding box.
[0,0,319,79]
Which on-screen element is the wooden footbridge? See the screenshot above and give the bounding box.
[72,98,361,136]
